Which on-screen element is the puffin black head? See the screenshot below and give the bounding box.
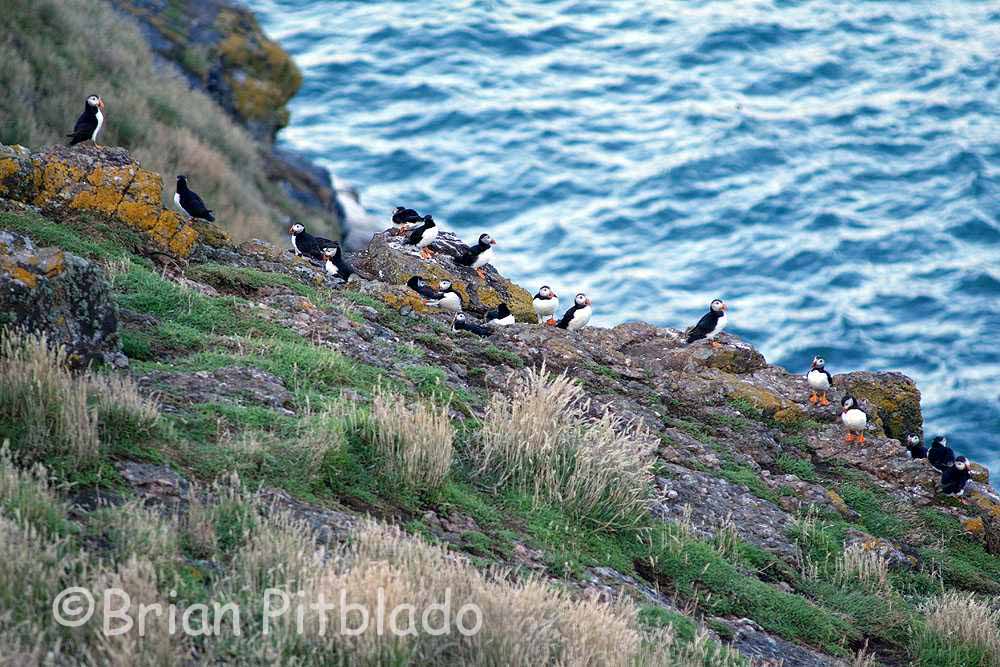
[86,95,104,110]
[478,233,496,247]
[393,206,404,214]
[537,285,557,299]
[439,279,452,291]
[906,434,921,447]
[811,355,825,370]
[710,299,727,312]
[407,276,426,290]
[422,215,435,225]
[176,175,188,188]
[954,456,968,471]
[288,223,305,236]
[321,245,339,258]
[841,395,858,412]
[931,435,948,448]
[452,313,468,329]
[574,293,591,307]
[495,303,511,318]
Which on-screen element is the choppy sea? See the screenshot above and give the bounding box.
[246,0,1000,474]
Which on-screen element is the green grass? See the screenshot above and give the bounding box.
[718,463,781,504]
[186,263,327,304]
[776,453,817,482]
[483,344,524,368]
[837,483,908,540]
[0,212,140,261]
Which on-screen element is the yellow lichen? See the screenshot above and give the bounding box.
[10,267,37,289]
[962,517,985,535]
[729,382,805,425]
[0,157,19,185]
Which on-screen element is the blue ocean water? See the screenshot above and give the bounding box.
[246,0,1000,474]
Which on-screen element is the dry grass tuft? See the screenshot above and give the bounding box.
[834,544,891,594]
[923,592,1000,663]
[362,389,454,492]
[0,330,159,468]
[474,364,655,529]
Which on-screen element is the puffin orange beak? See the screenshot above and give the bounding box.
[98,98,105,110]
[288,225,295,234]
[490,239,496,245]
[585,298,592,306]
[722,304,728,311]
[551,292,558,298]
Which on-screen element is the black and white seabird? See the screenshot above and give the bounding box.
[424,279,462,312]
[392,206,423,235]
[685,299,728,347]
[927,436,956,472]
[174,176,215,222]
[289,223,334,262]
[485,303,515,328]
[940,456,971,496]
[556,293,592,331]
[455,233,496,279]
[452,312,492,337]
[532,286,559,325]
[840,395,867,444]
[806,356,833,406]
[67,95,105,146]
[407,276,443,301]
[404,215,438,259]
[905,434,927,460]
[321,244,355,282]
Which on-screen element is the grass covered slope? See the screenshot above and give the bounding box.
[0,0,333,242]
[2,200,1000,663]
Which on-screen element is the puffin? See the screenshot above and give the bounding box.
[174,176,215,222]
[904,434,928,460]
[840,395,868,443]
[532,286,559,325]
[806,356,833,406]
[485,303,515,327]
[927,436,956,472]
[556,293,592,331]
[424,280,462,312]
[404,215,438,259]
[455,233,496,279]
[685,299,727,347]
[406,276,443,301]
[67,94,105,146]
[321,244,355,282]
[452,312,492,337]
[940,456,971,496]
[392,206,423,235]
[289,223,335,261]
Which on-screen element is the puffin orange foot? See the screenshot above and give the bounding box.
[819,393,830,406]
[546,318,557,326]
[710,340,722,349]
[857,434,865,444]
[809,393,819,405]
[844,433,855,443]
[476,268,487,279]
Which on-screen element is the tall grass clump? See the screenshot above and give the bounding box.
[360,389,454,493]
[915,592,1000,666]
[834,544,892,594]
[0,330,159,469]
[473,365,655,530]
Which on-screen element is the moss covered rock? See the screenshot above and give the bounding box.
[0,144,199,257]
[111,0,301,142]
[0,231,123,367]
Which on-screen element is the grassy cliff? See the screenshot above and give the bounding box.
[1,161,999,664]
[0,0,336,243]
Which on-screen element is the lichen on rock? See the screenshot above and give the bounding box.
[0,143,199,257]
[0,230,124,367]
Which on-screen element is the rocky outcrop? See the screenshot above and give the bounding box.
[0,231,124,367]
[110,0,300,143]
[0,144,199,257]
[354,230,537,321]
